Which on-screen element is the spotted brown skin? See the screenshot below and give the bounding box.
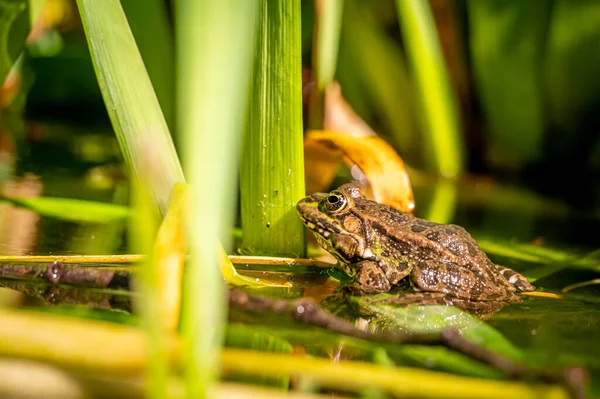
[296,184,535,301]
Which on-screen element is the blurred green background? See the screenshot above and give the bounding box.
[4,0,600,212]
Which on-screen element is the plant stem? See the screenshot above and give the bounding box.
[315,0,344,92]
[130,178,167,399]
[240,0,306,258]
[0,308,571,399]
[176,0,258,398]
[308,0,344,129]
[395,0,464,177]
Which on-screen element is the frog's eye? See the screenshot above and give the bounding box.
[323,192,348,213]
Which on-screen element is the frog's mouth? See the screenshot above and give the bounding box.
[298,216,333,238]
[296,194,342,239]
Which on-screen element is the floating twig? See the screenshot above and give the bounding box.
[0,261,129,288]
[228,288,588,399]
[0,254,333,268]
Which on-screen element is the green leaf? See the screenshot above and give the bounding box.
[121,0,175,130]
[177,0,259,397]
[0,0,29,84]
[352,297,523,377]
[315,0,343,92]
[395,0,464,176]
[1,196,130,222]
[338,0,418,162]
[75,0,184,214]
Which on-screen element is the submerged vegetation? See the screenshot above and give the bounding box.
[0,0,599,398]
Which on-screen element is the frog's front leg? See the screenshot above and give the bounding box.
[410,260,518,300]
[346,261,391,294]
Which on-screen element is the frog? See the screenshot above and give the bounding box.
[296,183,535,305]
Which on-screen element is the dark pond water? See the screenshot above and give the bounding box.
[0,119,599,397]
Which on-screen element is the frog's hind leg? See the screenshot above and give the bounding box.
[346,260,391,294]
[494,264,535,292]
[410,260,517,301]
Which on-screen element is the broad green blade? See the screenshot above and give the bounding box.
[395,0,464,177]
[1,196,129,222]
[75,0,184,214]
[240,0,306,258]
[177,1,258,398]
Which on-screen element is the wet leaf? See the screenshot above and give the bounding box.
[305,129,415,213]
[1,196,130,222]
[354,296,523,361]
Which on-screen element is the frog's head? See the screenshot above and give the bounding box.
[296,184,374,263]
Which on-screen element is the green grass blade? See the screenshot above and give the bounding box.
[177,0,258,398]
[0,0,28,85]
[129,180,167,399]
[240,0,306,258]
[75,0,184,214]
[308,0,344,129]
[1,196,129,222]
[121,0,175,131]
[395,0,464,177]
[315,0,344,92]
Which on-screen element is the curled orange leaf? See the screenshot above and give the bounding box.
[305,130,415,214]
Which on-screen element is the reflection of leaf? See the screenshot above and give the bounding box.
[0,0,29,84]
[305,130,415,213]
[1,196,130,222]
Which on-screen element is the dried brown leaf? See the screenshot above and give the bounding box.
[305,130,414,214]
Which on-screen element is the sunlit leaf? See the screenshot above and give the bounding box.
[149,182,188,331]
[1,196,130,222]
[305,129,415,213]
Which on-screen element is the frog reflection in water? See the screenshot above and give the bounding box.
[296,184,535,310]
